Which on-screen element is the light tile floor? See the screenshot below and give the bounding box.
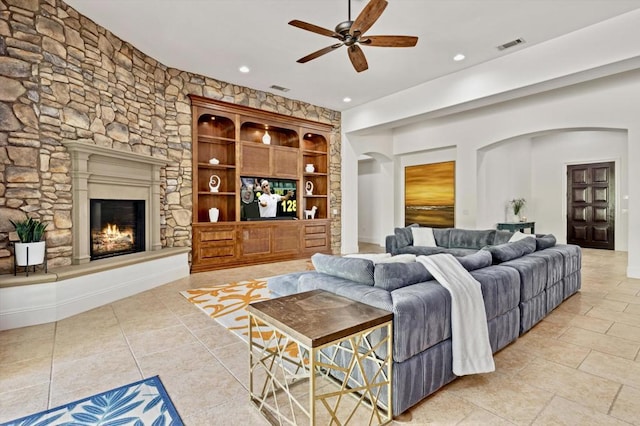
[1,248,639,425]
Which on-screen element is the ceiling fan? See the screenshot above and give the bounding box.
[288,0,418,73]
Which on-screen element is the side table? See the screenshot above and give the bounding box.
[497,221,535,234]
[248,290,393,425]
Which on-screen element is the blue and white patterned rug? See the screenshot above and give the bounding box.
[1,375,183,426]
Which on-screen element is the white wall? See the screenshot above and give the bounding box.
[351,132,395,250]
[477,137,533,227]
[357,158,391,247]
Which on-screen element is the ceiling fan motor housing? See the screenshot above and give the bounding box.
[335,20,354,35]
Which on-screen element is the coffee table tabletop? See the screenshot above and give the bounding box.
[247,289,393,348]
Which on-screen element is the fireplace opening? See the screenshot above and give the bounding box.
[90,199,145,260]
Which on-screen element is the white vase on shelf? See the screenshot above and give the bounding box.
[305,164,315,173]
[209,208,219,222]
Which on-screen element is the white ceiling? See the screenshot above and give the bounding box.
[64,0,640,112]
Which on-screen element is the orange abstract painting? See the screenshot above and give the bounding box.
[405,161,455,227]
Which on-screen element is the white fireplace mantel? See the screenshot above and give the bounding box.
[63,141,171,264]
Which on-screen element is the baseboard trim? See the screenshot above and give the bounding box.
[0,251,189,330]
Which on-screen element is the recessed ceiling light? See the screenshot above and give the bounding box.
[453,53,465,61]
[343,97,352,103]
[239,65,250,73]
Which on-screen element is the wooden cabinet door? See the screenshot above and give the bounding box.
[240,143,271,176]
[271,146,299,178]
[567,162,615,250]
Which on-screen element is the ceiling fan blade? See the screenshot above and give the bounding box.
[347,45,368,72]
[361,35,418,47]
[350,0,388,36]
[288,20,341,39]
[296,43,343,63]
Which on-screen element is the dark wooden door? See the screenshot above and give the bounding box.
[566,162,615,249]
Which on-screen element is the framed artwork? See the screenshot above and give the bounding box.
[404,161,455,227]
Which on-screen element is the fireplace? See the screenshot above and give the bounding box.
[63,141,169,265]
[90,199,145,260]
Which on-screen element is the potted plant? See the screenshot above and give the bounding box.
[10,217,48,266]
[509,198,526,222]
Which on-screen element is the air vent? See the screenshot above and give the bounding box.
[497,38,525,51]
[269,84,290,92]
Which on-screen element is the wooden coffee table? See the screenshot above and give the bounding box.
[248,290,393,425]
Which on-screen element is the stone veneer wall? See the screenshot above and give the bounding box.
[0,0,342,274]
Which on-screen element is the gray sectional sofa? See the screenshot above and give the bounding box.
[267,227,581,415]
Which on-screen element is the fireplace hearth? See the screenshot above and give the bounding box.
[90,199,145,260]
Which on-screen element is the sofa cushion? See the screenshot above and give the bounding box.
[267,271,313,297]
[298,274,393,312]
[535,234,557,250]
[390,281,452,362]
[346,253,416,264]
[500,255,548,302]
[311,253,375,286]
[456,250,492,271]
[412,227,437,247]
[396,246,450,256]
[374,262,434,291]
[493,230,514,245]
[394,224,419,248]
[449,229,496,249]
[470,265,520,320]
[433,228,452,248]
[484,238,537,264]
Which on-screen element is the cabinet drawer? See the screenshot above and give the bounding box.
[305,225,327,235]
[200,228,235,242]
[200,244,235,259]
[305,236,327,248]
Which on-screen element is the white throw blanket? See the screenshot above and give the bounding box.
[417,254,495,376]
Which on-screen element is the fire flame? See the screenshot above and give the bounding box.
[105,223,120,236]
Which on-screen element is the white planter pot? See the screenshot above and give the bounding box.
[14,241,46,266]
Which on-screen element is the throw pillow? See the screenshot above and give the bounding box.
[508,231,535,242]
[374,262,434,291]
[394,224,419,248]
[411,227,437,247]
[483,237,537,264]
[535,234,557,250]
[311,253,375,286]
[456,250,493,271]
